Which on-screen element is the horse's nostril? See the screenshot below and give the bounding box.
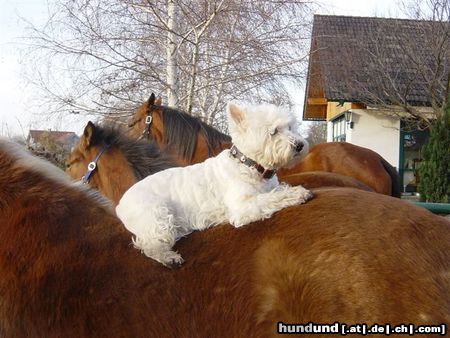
[295,142,304,152]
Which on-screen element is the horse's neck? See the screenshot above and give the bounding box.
[190,135,231,164]
[98,153,137,206]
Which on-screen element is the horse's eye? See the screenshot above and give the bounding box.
[66,158,78,169]
[270,128,278,136]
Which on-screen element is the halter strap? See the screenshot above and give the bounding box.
[81,144,110,184]
[230,145,276,180]
[140,104,154,140]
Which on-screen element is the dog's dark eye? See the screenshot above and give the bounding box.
[270,128,278,136]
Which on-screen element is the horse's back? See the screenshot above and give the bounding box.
[280,171,373,191]
[176,188,450,336]
[253,189,450,326]
[280,142,400,196]
[1,140,449,337]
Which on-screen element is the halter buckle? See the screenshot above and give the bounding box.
[145,115,153,124]
[80,144,109,184]
[87,162,96,171]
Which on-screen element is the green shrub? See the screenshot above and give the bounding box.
[418,103,450,203]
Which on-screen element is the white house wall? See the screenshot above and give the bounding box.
[346,109,400,169]
[326,109,401,169]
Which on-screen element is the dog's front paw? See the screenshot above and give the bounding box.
[229,217,245,228]
[146,249,185,268]
[292,185,314,204]
[229,213,258,228]
[165,252,184,268]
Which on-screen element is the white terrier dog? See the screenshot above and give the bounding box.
[116,102,312,267]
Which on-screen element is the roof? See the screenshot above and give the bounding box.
[304,15,449,119]
[28,130,79,147]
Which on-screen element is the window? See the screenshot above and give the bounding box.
[399,123,429,193]
[332,115,346,142]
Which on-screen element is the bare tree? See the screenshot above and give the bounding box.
[22,0,314,127]
[304,121,326,147]
[316,0,449,130]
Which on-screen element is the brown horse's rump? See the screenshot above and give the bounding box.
[1,141,449,337]
[279,142,401,197]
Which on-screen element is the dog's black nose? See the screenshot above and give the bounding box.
[294,141,304,153]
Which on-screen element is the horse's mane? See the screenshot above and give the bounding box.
[157,106,231,161]
[90,124,177,180]
[0,138,112,211]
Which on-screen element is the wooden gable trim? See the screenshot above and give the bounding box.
[303,36,327,121]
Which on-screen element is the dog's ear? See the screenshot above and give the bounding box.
[227,102,246,131]
[80,121,96,150]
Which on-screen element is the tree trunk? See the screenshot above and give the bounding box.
[166,0,179,107]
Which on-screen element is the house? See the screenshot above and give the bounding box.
[303,15,449,193]
[27,130,79,152]
[27,130,79,168]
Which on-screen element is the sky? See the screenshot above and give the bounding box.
[0,0,407,138]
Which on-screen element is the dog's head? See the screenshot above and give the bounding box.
[227,102,308,169]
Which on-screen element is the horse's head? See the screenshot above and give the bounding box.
[67,121,176,205]
[127,94,231,166]
[66,121,99,184]
[127,93,164,143]
[66,121,137,205]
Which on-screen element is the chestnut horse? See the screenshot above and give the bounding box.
[68,122,373,206]
[127,94,231,166]
[127,95,400,197]
[66,121,177,206]
[2,138,450,337]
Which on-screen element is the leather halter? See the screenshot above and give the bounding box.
[139,104,154,140]
[230,145,276,179]
[81,144,110,184]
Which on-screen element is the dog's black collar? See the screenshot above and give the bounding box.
[230,145,276,180]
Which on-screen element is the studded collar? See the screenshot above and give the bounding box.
[229,145,276,180]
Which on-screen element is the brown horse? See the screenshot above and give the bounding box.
[127,96,400,197]
[2,138,450,337]
[278,142,401,197]
[68,122,373,205]
[127,94,231,166]
[66,121,177,206]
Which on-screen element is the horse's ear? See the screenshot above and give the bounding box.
[227,102,246,129]
[148,93,156,106]
[155,96,162,105]
[81,121,95,149]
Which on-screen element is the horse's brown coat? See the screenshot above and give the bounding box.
[281,171,373,192]
[1,140,449,337]
[278,142,401,197]
[127,98,401,196]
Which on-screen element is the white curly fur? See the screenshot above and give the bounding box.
[116,102,312,267]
